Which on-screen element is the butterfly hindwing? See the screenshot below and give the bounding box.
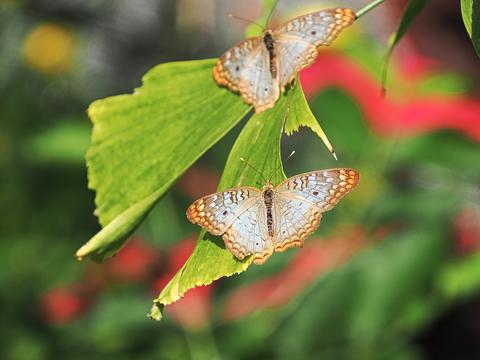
[273,195,322,253]
[222,197,273,264]
[274,8,356,87]
[186,186,261,236]
[237,45,280,113]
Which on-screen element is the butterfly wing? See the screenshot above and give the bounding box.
[222,197,273,264]
[273,8,356,87]
[186,187,261,236]
[273,168,359,251]
[273,195,322,253]
[213,38,280,113]
[213,38,261,93]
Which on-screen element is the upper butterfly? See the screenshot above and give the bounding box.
[187,168,359,265]
[213,8,356,113]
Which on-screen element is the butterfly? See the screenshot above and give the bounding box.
[186,168,359,264]
[213,7,356,113]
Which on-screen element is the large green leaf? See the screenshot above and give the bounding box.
[461,0,480,56]
[148,88,305,320]
[381,0,430,92]
[76,59,251,260]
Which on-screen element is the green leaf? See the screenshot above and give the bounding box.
[149,89,297,320]
[284,81,336,158]
[76,59,250,261]
[381,0,430,92]
[461,0,480,56]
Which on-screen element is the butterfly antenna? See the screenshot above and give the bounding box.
[267,150,295,183]
[240,157,268,183]
[264,0,280,28]
[228,13,264,31]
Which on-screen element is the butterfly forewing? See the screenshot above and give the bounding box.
[186,186,261,236]
[275,169,360,212]
[214,37,280,113]
[274,8,356,86]
[213,37,262,93]
[222,198,273,264]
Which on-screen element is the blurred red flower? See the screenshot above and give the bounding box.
[39,287,86,325]
[300,51,480,142]
[453,208,480,256]
[105,237,160,282]
[222,227,370,322]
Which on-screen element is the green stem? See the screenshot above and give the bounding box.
[356,0,387,19]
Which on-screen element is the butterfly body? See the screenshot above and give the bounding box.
[213,8,356,113]
[262,30,277,79]
[187,168,359,264]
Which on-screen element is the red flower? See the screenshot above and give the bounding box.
[221,227,370,322]
[39,287,86,325]
[300,51,480,142]
[453,208,480,256]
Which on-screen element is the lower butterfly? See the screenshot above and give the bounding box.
[187,168,360,264]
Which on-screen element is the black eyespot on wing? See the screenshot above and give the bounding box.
[222,210,228,216]
[313,191,319,196]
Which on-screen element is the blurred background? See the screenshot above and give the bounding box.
[1,0,480,359]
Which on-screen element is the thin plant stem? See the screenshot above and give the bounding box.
[356,0,387,19]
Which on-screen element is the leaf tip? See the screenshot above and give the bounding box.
[148,301,164,321]
[332,150,338,161]
[75,242,91,261]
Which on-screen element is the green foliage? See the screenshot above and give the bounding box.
[461,0,480,56]
[274,227,447,358]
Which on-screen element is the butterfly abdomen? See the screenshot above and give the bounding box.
[263,189,275,237]
[263,31,277,79]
